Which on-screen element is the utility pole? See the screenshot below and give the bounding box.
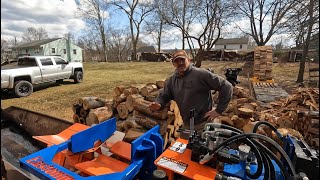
[66,34,71,62]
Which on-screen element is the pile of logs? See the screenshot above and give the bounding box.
[72,80,319,150]
[253,46,273,81]
[72,80,183,148]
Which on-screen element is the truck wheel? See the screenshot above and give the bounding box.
[73,71,83,83]
[14,80,33,97]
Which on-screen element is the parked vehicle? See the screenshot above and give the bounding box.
[1,56,84,97]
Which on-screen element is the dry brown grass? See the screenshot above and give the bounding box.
[1,61,318,122]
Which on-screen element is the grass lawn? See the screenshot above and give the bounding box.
[1,61,317,122]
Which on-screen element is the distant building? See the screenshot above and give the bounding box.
[214,37,253,51]
[136,46,158,61]
[12,38,83,62]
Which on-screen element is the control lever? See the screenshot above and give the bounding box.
[190,109,195,134]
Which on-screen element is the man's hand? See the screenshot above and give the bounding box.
[148,102,161,111]
[204,109,220,121]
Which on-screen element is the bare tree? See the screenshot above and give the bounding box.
[231,0,298,46]
[106,25,132,62]
[22,27,49,42]
[111,0,154,61]
[77,0,109,62]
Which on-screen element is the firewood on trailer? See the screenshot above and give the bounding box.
[124,128,147,142]
[133,98,168,120]
[114,85,127,96]
[140,83,158,97]
[156,80,166,89]
[117,102,129,119]
[78,97,98,106]
[72,103,82,114]
[86,106,113,126]
[82,97,105,110]
[122,86,139,97]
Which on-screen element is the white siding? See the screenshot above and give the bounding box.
[41,38,83,62]
[214,44,248,50]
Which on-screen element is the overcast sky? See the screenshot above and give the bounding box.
[1,0,294,49]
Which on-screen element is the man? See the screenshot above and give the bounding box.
[149,50,233,138]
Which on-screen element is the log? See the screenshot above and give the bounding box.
[79,108,89,117]
[123,117,142,131]
[156,80,166,89]
[134,111,168,135]
[166,111,175,125]
[78,97,98,106]
[114,85,127,96]
[86,106,113,126]
[114,93,127,107]
[238,108,253,118]
[217,116,234,126]
[122,86,139,97]
[72,103,82,114]
[133,99,168,120]
[116,120,125,132]
[277,116,293,129]
[126,94,144,112]
[117,102,129,119]
[166,125,175,138]
[140,83,158,97]
[162,132,169,149]
[124,128,147,142]
[83,97,105,110]
[145,89,161,102]
[73,114,80,123]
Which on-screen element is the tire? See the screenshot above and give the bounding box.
[14,80,33,97]
[73,71,83,83]
[152,169,166,180]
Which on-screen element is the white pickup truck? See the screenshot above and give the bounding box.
[1,56,84,97]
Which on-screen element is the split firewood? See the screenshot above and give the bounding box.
[72,103,82,114]
[242,122,266,135]
[231,115,249,130]
[86,106,113,126]
[83,97,105,110]
[156,80,166,89]
[238,108,253,118]
[166,125,175,138]
[166,111,175,125]
[117,102,129,119]
[216,116,234,126]
[173,126,181,138]
[140,83,158,97]
[134,98,168,120]
[162,132,169,149]
[114,85,127,96]
[277,116,293,129]
[170,100,183,127]
[122,86,139,97]
[78,97,98,106]
[124,128,147,142]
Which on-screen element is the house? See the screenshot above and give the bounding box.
[136,46,157,61]
[12,38,83,62]
[134,46,170,62]
[214,37,253,51]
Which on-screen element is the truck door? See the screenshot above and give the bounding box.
[53,57,72,79]
[39,57,57,82]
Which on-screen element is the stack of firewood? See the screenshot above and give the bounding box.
[72,80,184,148]
[253,46,273,81]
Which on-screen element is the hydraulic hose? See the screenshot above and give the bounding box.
[261,152,270,180]
[201,133,297,176]
[265,152,276,180]
[252,121,284,140]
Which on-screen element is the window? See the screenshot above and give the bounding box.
[54,57,66,65]
[18,57,37,66]
[224,45,226,49]
[40,58,53,66]
[73,49,76,54]
[63,49,66,54]
[26,49,29,53]
[34,48,39,53]
[52,48,55,53]
[240,44,243,49]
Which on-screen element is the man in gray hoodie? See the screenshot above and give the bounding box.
[149,50,233,138]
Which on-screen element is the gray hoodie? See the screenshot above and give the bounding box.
[156,64,233,126]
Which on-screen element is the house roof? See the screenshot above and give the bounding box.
[215,37,249,45]
[137,46,157,53]
[12,38,61,49]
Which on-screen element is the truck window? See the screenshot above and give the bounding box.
[18,57,37,66]
[54,57,66,65]
[40,58,54,66]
